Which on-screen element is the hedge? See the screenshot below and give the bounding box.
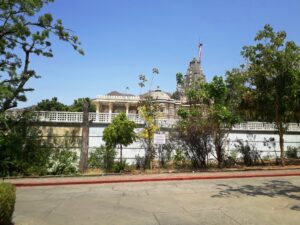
[0,183,16,225]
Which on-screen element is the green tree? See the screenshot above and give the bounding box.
[176,106,213,168]
[103,113,136,163]
[225,68,251,119]
[241,24,300,166]
[205,76,240,168]
[0,111,51,176]
[175,75,212,168]
[46,131,79,175]
[171,90,180,100]
[137,68,159,168]
[0,0,83,113]
[35,97,68,111]
[176,72,184,86]
[88,145,116,171]
[69,97,96,112]
[177,75,239,168]
[138,104,159,168]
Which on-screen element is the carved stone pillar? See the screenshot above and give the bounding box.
[125,103,130,115]
[95,102,101,122]
[108,102,113,122]
[96,102,101,113]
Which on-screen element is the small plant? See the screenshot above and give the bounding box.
[0,183,16,225]
[88,146,116,171]
[173,148,186,168]
[135,155,145,170]
[235,139,264,166]
[48,148,78,175]
[113,160,127,173]
[224,149,238,168]
[286,146,299,159]
[158,142,173,168]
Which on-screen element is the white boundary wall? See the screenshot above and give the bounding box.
[89,127,300,163]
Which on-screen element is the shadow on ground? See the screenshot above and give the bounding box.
[211,180,300,211]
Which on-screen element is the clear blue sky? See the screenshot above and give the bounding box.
[20,0,300,107]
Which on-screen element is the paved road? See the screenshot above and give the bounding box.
[14,176,300,225]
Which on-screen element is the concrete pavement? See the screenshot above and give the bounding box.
[13,176,300,225]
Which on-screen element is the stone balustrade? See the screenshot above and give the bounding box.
[33,111,144,124]
[95,95,140,100]
[5,111,300,131]
[232,122,300,132]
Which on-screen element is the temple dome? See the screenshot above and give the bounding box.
[148,87,171,100]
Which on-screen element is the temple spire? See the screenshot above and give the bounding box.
[198,43,203,64]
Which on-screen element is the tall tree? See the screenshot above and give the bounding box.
[103,113,136,163]
[137,68,159,169]
[0,0,83,113]
[138,103,159,168]
[177,75,239,168]
[69,98,96,112]
[35,97,68,111]
[225,68,252,119]
[205,76,240,168]
[176,106,213,169]
[241,24,300,166]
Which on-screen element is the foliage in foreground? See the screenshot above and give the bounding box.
[103,113,136,163]
[137,69,160,169]
[138,103,159,168]
[176,109,213,169]
[286,146,300,159]
[239,24,300,165]
[176,24,300,168]
[176,75,239,168]
[47,148,78,175]
[0,0,83,113]
[234,140,265,166]
[0,183,16,225]
[88,146,116,171]
[0,112,51,176]
[0,113,79,176]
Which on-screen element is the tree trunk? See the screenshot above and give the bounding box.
[215,129,223,169]
[216,145,223,169]
[279,128,285,166]
[120,144,123,163]
[79,102,90,173]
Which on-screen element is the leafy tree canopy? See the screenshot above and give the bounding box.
[177,75,240,168]
[138,104,159,140]
[241,24,300,124]
[176,72,184,86]
[103,113,136,162]
[35,97,68,111]
[69,98,96,112]
[34,97,96,112]
[0,0,84,112]
[239,24,300,165]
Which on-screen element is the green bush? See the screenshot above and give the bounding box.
[286,146,299,159]
[235,140,264,166]
[47,148,78,175]
[88,146,116,171]
[113,160,127,173]
[0,183,16,225]
[135,155,145,169]
[0,112,51,177]
[173,148,186,168]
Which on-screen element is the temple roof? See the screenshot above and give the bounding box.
[141,87,171,101]
[106,91,134,96]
